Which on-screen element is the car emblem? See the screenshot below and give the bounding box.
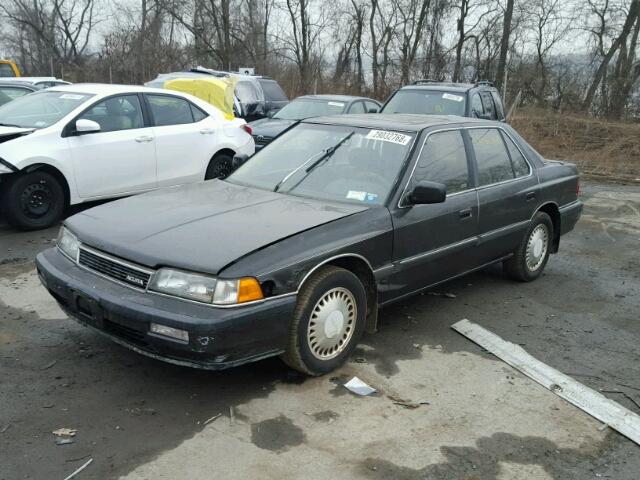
[256,135,265,142]
[126,274,145,286]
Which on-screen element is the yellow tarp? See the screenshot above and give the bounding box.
[164,77,237,120]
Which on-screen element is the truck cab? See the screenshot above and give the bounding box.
[381,80,506,122]
[0,60,21,78]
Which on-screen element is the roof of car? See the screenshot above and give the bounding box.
[304,113,486,132]
[46,83,182,96]
[0,81,37,89]
[297,94,375,102]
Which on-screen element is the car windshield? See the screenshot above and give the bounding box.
[383,89,466,116]
[273,99,347,120]
[0,90,92,128]
[227,123,416,205]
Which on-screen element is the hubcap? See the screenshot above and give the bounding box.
[20,181,53,219]
[307,287,356,360]
[525,224,549,271]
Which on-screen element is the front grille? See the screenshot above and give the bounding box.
[78,248,152,289]
[253,134,273,146]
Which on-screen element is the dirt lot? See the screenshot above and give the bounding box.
[1,181,639,480]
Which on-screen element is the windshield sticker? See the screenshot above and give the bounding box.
[442,93,464,102]
[366,129,412,145]
[328,102,345,107]
[346,190,367,201]
[59,94,85,100]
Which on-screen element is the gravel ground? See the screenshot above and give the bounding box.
[0,181,638,479]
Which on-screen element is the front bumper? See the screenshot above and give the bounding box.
[36,248,296,369]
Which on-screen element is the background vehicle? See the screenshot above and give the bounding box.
[0,84,254,230]
[0,60,20,77]
[0,81,37,106]
[36,114,581,375]
[1,77,70,89]
[382,80,506,121]
[249,94,381,150]
[146,68,289,121]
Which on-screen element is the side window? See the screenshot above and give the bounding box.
[480,92,496,120]
[413,130,469,195]
[365,101,379,113]
[501,131,530,177]
[190,103,208,122]
[470,93,483,117]
[79,95,144,133]
[147,95,194,126]
[491,91,505,119]
[0,87,30,105]
[470,128,515,186]
[348,101,366,114]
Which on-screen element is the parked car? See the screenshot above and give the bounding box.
[0,84,254,230]
[146,68,289,121]
[382,80,506,121]
[0,81,38,106]
[250,94,381,150]
[1,77,71,89]
[36,114,582,375]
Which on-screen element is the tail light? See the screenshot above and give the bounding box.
[242,124,253,135]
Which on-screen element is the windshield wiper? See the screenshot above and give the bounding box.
[272,131,355,193]
[0,122,21,128]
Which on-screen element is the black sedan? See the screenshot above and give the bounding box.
[36,114,582,375]
[249,94,381,150]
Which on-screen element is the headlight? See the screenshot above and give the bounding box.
[57,227,80,261]
[148,268,264,305]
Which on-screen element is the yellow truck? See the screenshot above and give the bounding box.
[0,60,21,77]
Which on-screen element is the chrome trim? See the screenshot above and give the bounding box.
[76,261,148,293]
[147,289,297,309]
[79,245,155,275]
[559,199,581,212]
[397,125,535,209]
[478,219,530,241]
[296,253,376,291]
[399,236,477,265]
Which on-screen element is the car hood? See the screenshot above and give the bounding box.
[66,180,368,275]
[0,126,35,144]
[249,118,296,138]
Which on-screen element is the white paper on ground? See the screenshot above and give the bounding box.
[344,377,376,396]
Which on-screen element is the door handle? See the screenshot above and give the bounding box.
[135,136,153,143]
[199,128,215,135]
[459,208,473,219]
[525,191,536,201]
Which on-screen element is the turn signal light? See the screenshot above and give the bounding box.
[237,277,264,303]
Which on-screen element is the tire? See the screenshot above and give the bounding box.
[205,153,234,180]
[1,171,65,231]
[281,266,367,376]
[504,212,553,282]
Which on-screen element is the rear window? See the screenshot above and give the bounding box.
[0,64,16,77]
[259,80,288,101]
[382,89,466,116]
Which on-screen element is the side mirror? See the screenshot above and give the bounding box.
[75,119,100,134]
[406,181,446,205]
[367,108,379,113]
[232,153,250,171]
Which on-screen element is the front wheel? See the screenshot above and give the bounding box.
[205,153,234,180]
[504,212,553,282]
[281,266,367,376]
[1,171,65,230]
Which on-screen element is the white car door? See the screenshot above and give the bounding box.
[68,94,157,198]
[146,93,220,187]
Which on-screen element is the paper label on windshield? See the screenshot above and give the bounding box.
[59,94,85,100]
[366,130,412,145]
[442,93,464,102]
[328,102,345,107]
[346,190,366,201]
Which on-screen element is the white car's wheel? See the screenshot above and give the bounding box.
[2,171,65,230]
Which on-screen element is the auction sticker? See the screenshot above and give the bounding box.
[442,93,464,102]
[328,102,345,107]
[366,130,412,145]
[59,94,86,100]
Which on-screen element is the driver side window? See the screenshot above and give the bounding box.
[471,94,483,118]
[80,95,144,133]
[413,130,469,195]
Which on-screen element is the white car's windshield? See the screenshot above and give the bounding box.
[227,123,416,205]
[383,89,466,116]
[0,90,93,129]
[273,99,347,120]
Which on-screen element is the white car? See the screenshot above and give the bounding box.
[0,84,254,230]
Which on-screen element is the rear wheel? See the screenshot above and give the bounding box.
[1,171,65,230]
[282,266,367,376]
[504,212,553,282]
[205,153,234,180]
